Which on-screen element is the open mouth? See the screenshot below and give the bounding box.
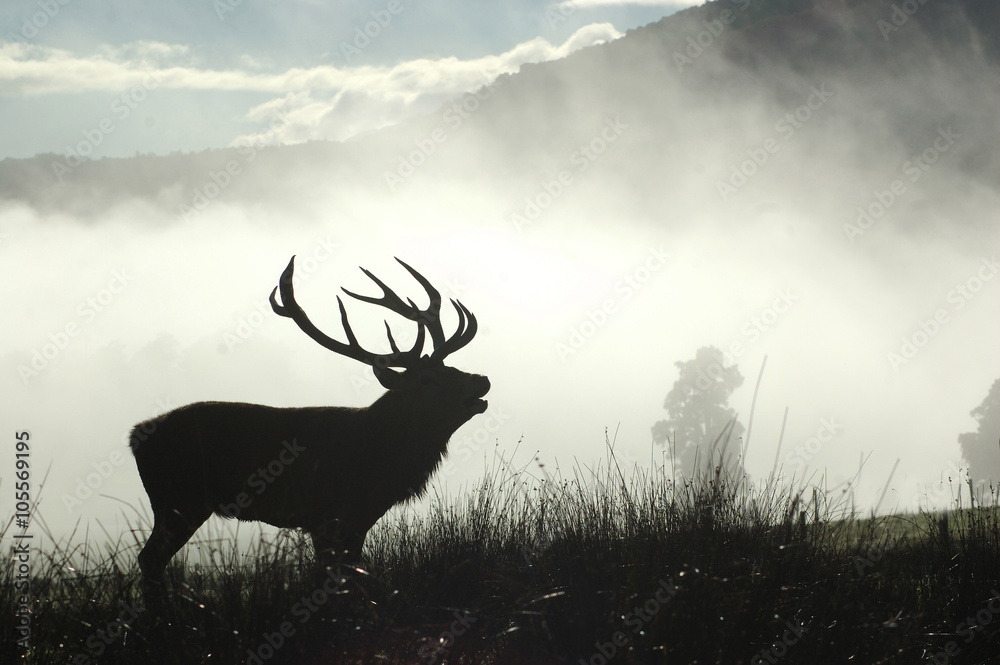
[465,397,489,414]
[464,378,490,413]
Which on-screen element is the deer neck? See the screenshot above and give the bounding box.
[364,390,453,445]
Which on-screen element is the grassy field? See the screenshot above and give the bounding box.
[4,448,1000,665]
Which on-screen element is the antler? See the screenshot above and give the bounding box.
[341,257,478,361]
[270,256,478,369]
[269,256,425,370]
[431,298,478,360]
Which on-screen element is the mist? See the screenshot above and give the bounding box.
[2,0,999,550]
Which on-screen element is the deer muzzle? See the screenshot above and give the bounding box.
[465,375,491,414]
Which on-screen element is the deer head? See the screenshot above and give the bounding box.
[269,256,489,423]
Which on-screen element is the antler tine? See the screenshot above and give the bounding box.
[392,258,447,348]
[384,321,399,354]
[270,256,423,368]
[342,267,416,317]
[383,319,426,357]
[334,295,363,349]
[430,299,479,360]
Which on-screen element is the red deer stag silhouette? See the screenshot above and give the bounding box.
[130,256,489,604]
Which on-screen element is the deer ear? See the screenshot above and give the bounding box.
[373,365,404,390]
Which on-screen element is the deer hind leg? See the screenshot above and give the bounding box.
[138,508,209,609]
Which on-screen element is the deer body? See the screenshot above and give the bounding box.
[131,258,489,605]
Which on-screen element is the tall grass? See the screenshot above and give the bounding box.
[4,447,1000,664]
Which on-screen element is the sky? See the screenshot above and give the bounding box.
[2,0,999,556]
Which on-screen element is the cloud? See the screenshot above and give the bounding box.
[0,25,622,97]
[234,22,625,145]
[0,24,622,143]
[554,0,699,8]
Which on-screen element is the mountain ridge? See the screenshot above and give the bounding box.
[2,0,997,218]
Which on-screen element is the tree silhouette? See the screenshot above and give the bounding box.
[652,346,745,477]
[959,378,1000,486]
